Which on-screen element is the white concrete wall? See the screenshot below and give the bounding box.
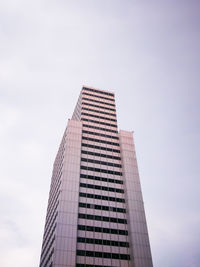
[119,130,153,267]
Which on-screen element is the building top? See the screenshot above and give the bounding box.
[82,85,115,97]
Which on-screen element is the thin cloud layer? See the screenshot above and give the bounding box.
[0,1,200,266]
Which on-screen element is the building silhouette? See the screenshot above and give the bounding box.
[39,86,153,267]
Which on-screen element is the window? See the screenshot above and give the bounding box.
[78,225,128,235]
[76,250,130,260]
[79,192,125,203]
[82,97,115,107]
[82,118,117,128]
[80,166,122,176]
[82,130,119,140]
[82,143,120,153]
[80,182,124,193]
[81,157,122,168]
[83,124,117,133]
[82,87,114,97]
[79,203,126,213]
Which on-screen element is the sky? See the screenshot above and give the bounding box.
[0,0,200,266]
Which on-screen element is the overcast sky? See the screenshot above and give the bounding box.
[0,1,200,266]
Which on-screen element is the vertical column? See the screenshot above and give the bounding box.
[119,130,153,267]
[53,119,82,267]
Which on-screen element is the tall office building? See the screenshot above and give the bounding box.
[39,86,153,267]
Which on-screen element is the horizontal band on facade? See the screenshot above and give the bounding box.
[80,166,123,176]
[81,157,122,168]
[82,118,117,128]
[41,223,56,260]
[78,225,128,235]
[79,202,126,213]
[79,192,125,203]
[82,91,115,102]
[82,143,120,153]
[82,136,119,146]
[78,213,127,224]
[80,182,124,193]
[77,237,129,248]
[82,130,119,140]
[40,247,54,267]
[83,123,118,133]
[82,101,116,112]
[83,87,114,97]
[76,250,130,260]
[82,106,116,117]
[40,235,55,265]
[77,265,115,267]
[80,173,123,184]
[82,97,115,107]
[81,112,117,122]
[81,150,121,160]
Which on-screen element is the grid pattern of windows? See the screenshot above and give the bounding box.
[82,91,115,102]
[82,97,115,107]
[39,133,66,267]
[82,102,116,112]
[80,182,124,193]
[81,150,121,160]
[77,237,129,247]
[81,112,117,122]
[82,134,119,145]
[77,265,106,267]
[79,202,126,213]
[77,250,130,260]
[83,124,118,133]
[78,213,127,224]
[80,166,122,176]
[82,118,117,128]
[78,225,128,235]
[82,106,116,117]
[79,192,125,203]
[80,174,123,184]
[78,88,131,265]
[82,143,120,153]
[39,86,153,267]
[81,157,122,168]
[82,86,114,97]
[82,130,119,140]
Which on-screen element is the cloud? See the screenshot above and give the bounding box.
[0,1,200,266]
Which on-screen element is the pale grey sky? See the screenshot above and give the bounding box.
[0,1,200,266]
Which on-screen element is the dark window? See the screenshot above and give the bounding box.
[79,203,126,213]
[82,118,117,128]
[82,97,115,107]
[83,124,117,133]
[82,143,120,153]
[82,91,115,102]
[82,106,116,117]
[82,101,116,112]
[82,87,114,97]
[79,192,125,203]
[76,250,130,260]
[78,225,128,235]
[80,174,123,184]
[80,182,124,193]
[76,264,105,267]
[82,130,119,140]
[81,112,117,122]
[81,157,122,168]
[80,166,122,176]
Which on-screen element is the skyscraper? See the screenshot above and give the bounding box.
[39,86,153,267]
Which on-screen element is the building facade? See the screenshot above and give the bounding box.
[39,86,153,267]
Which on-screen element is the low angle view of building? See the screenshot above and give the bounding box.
[39,86,153,267]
